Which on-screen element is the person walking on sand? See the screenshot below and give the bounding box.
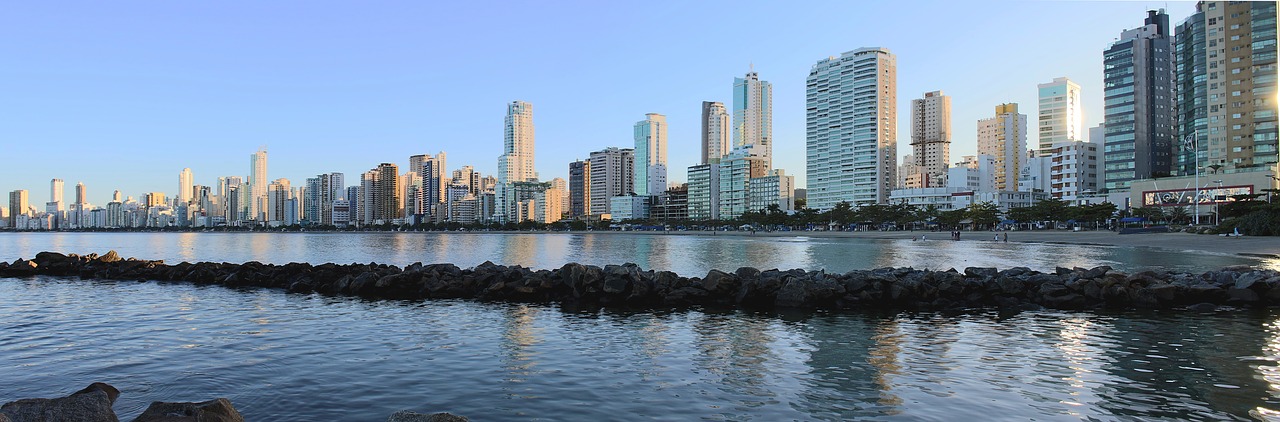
[1002,232,1008,243]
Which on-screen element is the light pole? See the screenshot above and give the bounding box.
[1181,131,1201,225]
[1214,180,1224,226]
[1267,173,1279,204]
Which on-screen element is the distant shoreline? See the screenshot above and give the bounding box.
[5,229,1279,260]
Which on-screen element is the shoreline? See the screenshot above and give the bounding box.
[8,229,1279,260]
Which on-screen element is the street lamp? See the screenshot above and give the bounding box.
[1267,173,1280,204]
[1214,180,1224,226]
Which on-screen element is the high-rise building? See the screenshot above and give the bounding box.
[452,166,480,195]
[267,178,292,224]
[686,163,720,221]
[1175,1,1278,175]
[718,149,769,219]
[421,152,447,216]
[1103,9,1175,191]
[249,147,268,221]
[346,186,360,226]
[1048,141,1100,200]
[75,182,86,205]
[497,101,536,223]
[733,71,773,168]
[588,147,634,216]
[367,163,400,224]
[8,190,29,228]
[806,47,898,209]
[178,168,193,204]
[898,154,920,189]
[1037,77,1084,156]
[977,103,1028,191]
[49,178,64,210]
[701,101,730,164]
[568,160,590,218]
[748,169,796,213]
[634,113,668,197]
[909,91,952,188]
[304,172,344,225]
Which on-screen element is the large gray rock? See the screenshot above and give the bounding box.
[387,411,469,422]
[131,398,243,422]
[96,250,123,263]
[0,382,120,422]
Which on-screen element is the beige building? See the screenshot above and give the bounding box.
[908,90,951,188]
[978,103,1028,191]
[1037,77,1083,156]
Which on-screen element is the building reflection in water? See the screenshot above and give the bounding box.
[786,314,903,419]
[1256,317,1280,419]
[499,304,542,397]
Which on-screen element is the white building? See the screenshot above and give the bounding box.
[733,70,773,169]
[609,195,650,221]
[718,149,768,219]
[1037,77,1084,156]
[178,168,193,204]
[701,101,730,164]
[1048,141,1100,201]
[748,169,796,212]
[1019,155,1054,193]
[249,147,268,222]
[947,155,996,193]
[977,103,1028,192]
[908,91,951,188]
[588,147,634,216]
[497,101,536,223]
[634,113,668,197]
[686,163,720,220]
[806,47,897,209]
[898,154,920,189]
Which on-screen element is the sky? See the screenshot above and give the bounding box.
[1,1,1196,207]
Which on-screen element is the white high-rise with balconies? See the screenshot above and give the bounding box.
[497,101,535,223]
[1037,77,1083,156]
[701,101,730,164]
[908,91,951,188]
[806,47,898,209]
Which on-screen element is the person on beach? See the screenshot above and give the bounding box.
[1002,233,1008,243]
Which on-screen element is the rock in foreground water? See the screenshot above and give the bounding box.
[387,411,470,422]
[131,398,244,422]
[0,383,120,422]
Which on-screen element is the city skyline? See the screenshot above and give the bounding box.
[1,1,1198,206]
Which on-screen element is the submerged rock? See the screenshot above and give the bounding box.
[131,398,244,422]
[387,411,469,422]
[0,382,120,422]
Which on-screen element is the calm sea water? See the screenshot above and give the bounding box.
[2,233,1279,420]
[0,231,1274,275]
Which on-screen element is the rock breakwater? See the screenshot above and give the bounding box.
[3,251,1279,311]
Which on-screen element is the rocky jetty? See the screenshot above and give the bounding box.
[3,251,1280,311]
[0,383,243,422]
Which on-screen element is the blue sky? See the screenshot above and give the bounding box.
[1,1,1194,206]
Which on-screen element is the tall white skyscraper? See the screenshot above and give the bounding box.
[249,147,268,221]
[908,91,952,188]
[701,101,730,164]
[497,101,535,222]
[633,113,668,197]
[74,182,86,205]
[49,179,64,210]
[977,103,1028,191]
[178,168,193,204]
[733,71,773,169]
[1037,77,1083,156]
[806,47,898,209]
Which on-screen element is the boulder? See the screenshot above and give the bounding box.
[131,398,243,422]
[0,382,120,422]
[96,251,123,264]
[387,411,469,422]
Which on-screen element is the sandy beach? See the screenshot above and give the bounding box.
[557,229,1280,259]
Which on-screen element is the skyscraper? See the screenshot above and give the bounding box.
[909,91,952,188]
[369,163,400,224]
[733,71,773,168]
[74,182,86,205]
[806,47,898,209]
[267,178,292,224]
[497,101,535,223]
[1175,1,1278,175]
[588,147,634,216]
[633,113,668,197]
[49,179,63,210]
[8,189,28,228]
[249,147,268,221]
[1102,9,1175,191]
[421,152,447,216]
[977,103,1028,191]
[701,101,730,164]
[178,168,193,204]
[1037,77,1084,155]
[568,159,590,218]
